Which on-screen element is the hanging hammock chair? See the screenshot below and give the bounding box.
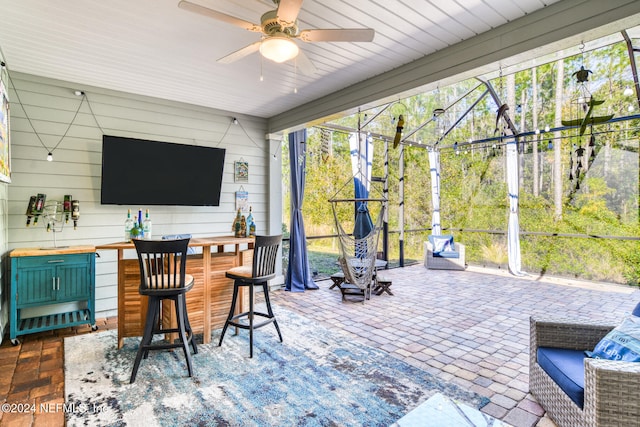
[329,171,386,303]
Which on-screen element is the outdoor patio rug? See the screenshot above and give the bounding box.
[65,307,489,426]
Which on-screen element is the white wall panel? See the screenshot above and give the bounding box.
[5,72,272,319]
[0,182,8,344]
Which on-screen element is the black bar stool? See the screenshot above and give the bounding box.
[130,238,198,383]
[219,235,283,358]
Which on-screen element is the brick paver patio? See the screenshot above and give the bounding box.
[271,264,639,427]
[0,264,637,426]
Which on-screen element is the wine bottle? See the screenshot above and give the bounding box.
[137,209,144,239]
[33,193,46,225]
[124,209,134,242]
[63,195,72,223]
[71,200,80,229]
[25,196,37,227]
[142,209,152,240]
[130,221,141,240]
[246,206,255,237]
[232,209,242,237]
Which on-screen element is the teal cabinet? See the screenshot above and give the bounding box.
[9,247,97,345]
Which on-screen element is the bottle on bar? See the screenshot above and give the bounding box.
[232,209,242,237]
[25,196,37,227]
[137,209,144,239]
[247,206,255,237]
[142,209,152,240]
[124,209,134,242]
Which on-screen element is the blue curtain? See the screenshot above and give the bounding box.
[285,129,318,292]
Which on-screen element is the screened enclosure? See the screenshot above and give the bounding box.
[282,26,640,286]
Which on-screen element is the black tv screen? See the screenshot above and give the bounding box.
[101,135,226,206]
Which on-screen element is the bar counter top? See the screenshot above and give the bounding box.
[96,235,254,250]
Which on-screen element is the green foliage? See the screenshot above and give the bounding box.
[283,36,640,286]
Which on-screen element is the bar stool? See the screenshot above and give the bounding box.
[130,238,198,383]
[219,235,282,358]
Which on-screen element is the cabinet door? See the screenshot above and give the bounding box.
[15,265,56,307]
[56,262,91,302]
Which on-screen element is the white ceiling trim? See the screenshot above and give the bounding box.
[267,0,640,133]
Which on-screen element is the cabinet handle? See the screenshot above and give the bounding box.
[56,277,60,291]
[47,259,65,263]
[52,277,56,290]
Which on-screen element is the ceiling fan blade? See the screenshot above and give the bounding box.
[295,50,317,76]
[178,1,261,32]
[276,0,303,26]
[217,41,261,64]
[299,28,375,42]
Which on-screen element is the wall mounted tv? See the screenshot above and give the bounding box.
[101,135,226,206]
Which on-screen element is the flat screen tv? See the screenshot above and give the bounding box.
[101,135,226,206]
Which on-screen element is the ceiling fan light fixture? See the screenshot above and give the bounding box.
[260,35,299,63]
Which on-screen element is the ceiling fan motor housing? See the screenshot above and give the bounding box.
[261,9,298,36]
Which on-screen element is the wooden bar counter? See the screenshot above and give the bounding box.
[96,236,254,348]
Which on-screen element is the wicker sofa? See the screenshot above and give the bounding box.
[529,316,640,426]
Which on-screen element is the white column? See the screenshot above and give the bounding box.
[266,132,284,285]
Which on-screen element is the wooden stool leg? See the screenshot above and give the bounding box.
[175,294,193,377]
[248,283,254,358]
[219,281,240,347]
[131,296,158,384]
[262,282,282,342]
[182,295,197,354]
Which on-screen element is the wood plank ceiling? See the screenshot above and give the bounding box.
[0,0,637,128]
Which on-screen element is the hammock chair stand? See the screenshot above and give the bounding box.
[329,196,386,304]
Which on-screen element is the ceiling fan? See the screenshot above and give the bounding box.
[178,0,375,75]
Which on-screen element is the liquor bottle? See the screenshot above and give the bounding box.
[246,206,256,237]
[137,209,144,239]
[249,216,256,237]
[71,200,80,229]
[124,209,134,242]
[232,209,242,237]
[25,196,37,227]
[240,215,247,238]
[130,221,141,240]
[63,195,72,223]
[142,209,152,240]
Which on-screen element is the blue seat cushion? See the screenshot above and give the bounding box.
[428,235,459,258]
[537,347,586,409]
[433,250,460,258]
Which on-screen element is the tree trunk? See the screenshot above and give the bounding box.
[507,73,516,183]
[553,59,564,220]
[519,88,526,189]
[532,67,540,197]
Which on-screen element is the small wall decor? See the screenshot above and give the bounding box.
[235,186,249,212]
[0,79,11,183]
[234,158,248,183]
